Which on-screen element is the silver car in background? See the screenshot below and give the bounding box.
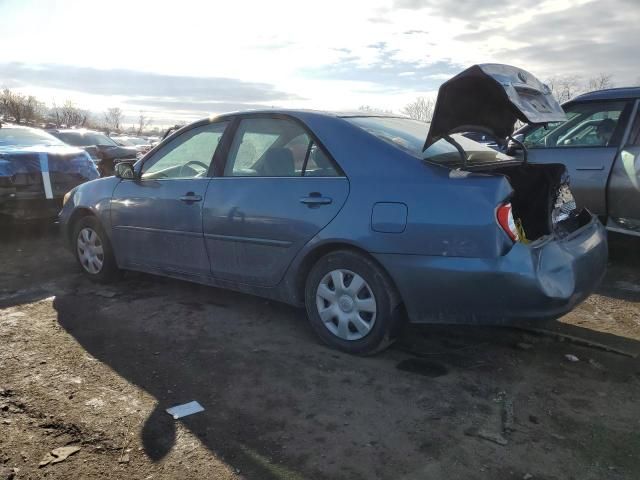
[513,87,640,236]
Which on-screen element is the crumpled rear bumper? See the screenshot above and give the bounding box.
[374,215,608,324]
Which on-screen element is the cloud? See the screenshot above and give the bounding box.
[393,0,534,21]
[1,0,638,120]
[122,98,277,114]
[302,42,462,93]
[469,0,640,83]
[0,62,301,103]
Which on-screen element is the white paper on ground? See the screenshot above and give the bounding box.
[166,401,205,419]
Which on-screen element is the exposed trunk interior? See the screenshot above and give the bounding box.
[472,163,591,241]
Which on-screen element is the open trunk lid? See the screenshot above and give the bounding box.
[424,64,566,150]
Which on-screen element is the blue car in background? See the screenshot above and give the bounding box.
[0,124,99,221]
[60,64,608,354]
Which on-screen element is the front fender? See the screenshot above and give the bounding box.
[59,176,121,245]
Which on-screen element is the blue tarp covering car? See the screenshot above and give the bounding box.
[0,124,99,220]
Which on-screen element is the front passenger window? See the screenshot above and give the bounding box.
[142,122,228,179]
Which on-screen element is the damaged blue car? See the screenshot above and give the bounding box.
[0,124,99,221]
[60,64,608,354]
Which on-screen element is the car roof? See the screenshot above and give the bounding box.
[213,108,411,120]
[569,87,640,103]
[50,128,102,134]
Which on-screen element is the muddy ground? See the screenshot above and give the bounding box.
[0,225,639,480]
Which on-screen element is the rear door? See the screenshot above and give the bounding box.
[203,115,349,286]
[522,100,634,216]
[607,99,640,233]
[110,121,228,275]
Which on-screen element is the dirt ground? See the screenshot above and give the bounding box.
[0,224,639,480]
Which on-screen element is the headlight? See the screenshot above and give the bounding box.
[63,188,75,206]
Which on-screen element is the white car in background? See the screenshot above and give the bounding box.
[111,135,153,154]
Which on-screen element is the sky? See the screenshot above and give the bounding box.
[1,0,638,127]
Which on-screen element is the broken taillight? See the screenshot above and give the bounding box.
[497,203,519,242]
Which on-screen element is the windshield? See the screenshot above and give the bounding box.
[345,116,512,166]
[112,137,133,146]
[54,131,118,147]
[0,127,65,147]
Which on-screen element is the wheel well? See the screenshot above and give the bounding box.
[294,242,403,307]
[66,208,95,245]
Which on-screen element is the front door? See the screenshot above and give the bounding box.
[522,100,634,216]
[607,101,640,232]
[110,121,229,275]
[203,116,349,286]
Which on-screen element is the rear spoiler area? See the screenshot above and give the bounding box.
[424,64,566,150]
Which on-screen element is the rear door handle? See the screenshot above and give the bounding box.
[576,166,605,171]
[300,193,332,207]
[179,193,202,203]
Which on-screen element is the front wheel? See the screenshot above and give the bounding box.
[304,250,402,355]
[72,216,120,283]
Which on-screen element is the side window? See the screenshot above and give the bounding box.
[225,118,340,177]
[523,122,562,147]
[526,101,627,149]
[141,122,228,179]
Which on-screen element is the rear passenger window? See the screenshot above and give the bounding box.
[224,118,340,177]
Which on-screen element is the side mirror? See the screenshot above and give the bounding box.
[115,162,136,179]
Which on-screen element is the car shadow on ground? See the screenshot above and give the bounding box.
[51,274,640,479]
[3,223,639,478]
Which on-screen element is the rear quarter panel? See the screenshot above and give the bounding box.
[293,112,514,258]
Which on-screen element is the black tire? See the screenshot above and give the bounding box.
[304,249,403,355]
[71,216,120,283]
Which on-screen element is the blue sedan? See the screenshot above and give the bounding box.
[60,64,608,354]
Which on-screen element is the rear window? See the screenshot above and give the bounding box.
[0,127,64,147]
[344,116,512,167]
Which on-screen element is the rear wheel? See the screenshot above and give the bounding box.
[72,216,120,282]
[304,250,402,355]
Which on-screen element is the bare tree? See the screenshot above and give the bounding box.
[400,96,434,122]
[546,73,616,103]
[57,100,88,127]
[136,111,152,136]
[0,89,45,124]
[587,73,614,91]
[104,107,123,132]
[546,75,583,103]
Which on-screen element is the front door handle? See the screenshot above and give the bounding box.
[179,192,202,203]
[300,192,332,207]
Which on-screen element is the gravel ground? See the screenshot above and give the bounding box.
[0,224,639,480]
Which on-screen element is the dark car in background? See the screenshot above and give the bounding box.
[48,129,138,176]
[60,64,607,354]
[513,87,640,237]
[0,124,99,221]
